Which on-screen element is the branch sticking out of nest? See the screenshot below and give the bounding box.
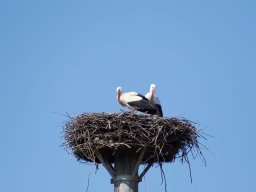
[63,112,205,166]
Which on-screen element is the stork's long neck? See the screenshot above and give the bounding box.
[117,91,123,104]
[117,92,120,101]
[149,89,155,102]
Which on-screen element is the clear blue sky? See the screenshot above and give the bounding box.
[1,1,255,191]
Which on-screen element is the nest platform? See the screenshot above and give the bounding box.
[63,112,203,165]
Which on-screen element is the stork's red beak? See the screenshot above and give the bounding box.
[152,89,155,96]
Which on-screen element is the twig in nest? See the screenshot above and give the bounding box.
[160,163,167,192]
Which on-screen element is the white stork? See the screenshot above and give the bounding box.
[116,86,158,115]
[145,84,163,117]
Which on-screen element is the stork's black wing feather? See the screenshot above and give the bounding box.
[156,104,163,117]
[127,95,158,114]
[136,93,150,101]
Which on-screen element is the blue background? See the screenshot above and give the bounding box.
[1,1,255,191]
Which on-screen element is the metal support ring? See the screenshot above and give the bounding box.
[111,174,142,184]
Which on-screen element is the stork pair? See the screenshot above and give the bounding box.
[116,84,163,117]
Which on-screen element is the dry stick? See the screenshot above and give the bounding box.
[160,163,167,192]
[184,154,193,183]
[85,167,94,192]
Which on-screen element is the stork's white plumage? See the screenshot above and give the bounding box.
[116,86,158,115]
[145,84,163,117]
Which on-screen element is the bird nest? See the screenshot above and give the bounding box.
[63,112,205,165]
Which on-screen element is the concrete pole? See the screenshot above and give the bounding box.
[112,150,140,192]
[95,148,151,192]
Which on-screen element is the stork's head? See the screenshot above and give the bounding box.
[116,86,122,101]
[150,83,156,95]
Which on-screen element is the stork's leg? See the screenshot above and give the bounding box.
[129,107,137,115]
[131,109,136,115]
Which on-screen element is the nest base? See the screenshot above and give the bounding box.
[64,112,202,165]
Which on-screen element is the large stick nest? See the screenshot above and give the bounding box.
[63,112,205,164]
